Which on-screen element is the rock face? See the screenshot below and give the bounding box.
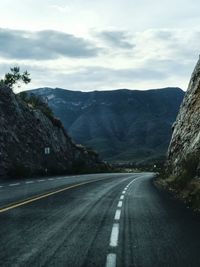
[28,87,184,163]
[0,85,105,178]
[167,57,200,176]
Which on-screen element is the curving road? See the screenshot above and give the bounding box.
[0,173,200,267]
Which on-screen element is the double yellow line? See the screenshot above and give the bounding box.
[0,178,105,214]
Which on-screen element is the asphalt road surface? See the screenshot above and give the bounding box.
[0,172,200,267]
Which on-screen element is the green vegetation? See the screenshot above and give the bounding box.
[20,92,54,117]
[0,66,62,128]
[0,66,31,88]
[156,152,200,211]
[19,92,63,128]
[165,152,199,189]
[8,162,32,178]
[179,152,200,184]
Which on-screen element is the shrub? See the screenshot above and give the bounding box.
[71,159,87,174]
[19,93,63,128]
[19,91,28,101]
[27,94,54,118]
[8,162,32,178]
[181,152,199,178]
[49,117,63,128]
[175,152,200,189]
[0,67,31,88]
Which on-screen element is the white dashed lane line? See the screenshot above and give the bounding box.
[0,175,84,188]
[25,181,34,184]
[9,183,20,187]
[117,201,123,208]
[0,176,71,189]
[105,253,117,267]
[109,223,119,247]
[105,177,137,267]
[114,209,121,221]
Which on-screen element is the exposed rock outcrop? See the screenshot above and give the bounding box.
[167,57,200,177]
[154,58,200,210]
[0,85,107,178]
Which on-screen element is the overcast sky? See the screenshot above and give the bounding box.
[0,0,199,92]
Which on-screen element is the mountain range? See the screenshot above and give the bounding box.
[28,87,184,164]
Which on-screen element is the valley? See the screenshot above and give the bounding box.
[28,87,184,164]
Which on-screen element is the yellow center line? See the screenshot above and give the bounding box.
[0,178,108,213]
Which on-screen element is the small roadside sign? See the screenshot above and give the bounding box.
[44,147,50,155]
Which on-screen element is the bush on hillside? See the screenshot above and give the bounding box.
[19,93,63,128]
[0,67,31,88]
[176,152,200,189]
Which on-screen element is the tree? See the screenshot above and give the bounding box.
[0,66,31,88]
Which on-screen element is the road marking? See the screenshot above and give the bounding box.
[25,181,34,184]
[105,177,141,267]
[117,201,123,208]
[38,179,45,182]
[114,209,121,221]
[9,183,20,187]
[0,186,3,188]
[105,253,116,267]
[48,178,54,181]
[0,177,114,213]
[109,223,119,247]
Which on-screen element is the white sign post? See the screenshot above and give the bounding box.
[44,147,50,155]
[44,147,50,174]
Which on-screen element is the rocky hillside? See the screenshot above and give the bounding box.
[161,57,200,210]
[0,85,106,178]
[28,87,184,163]
[167,57,200,175]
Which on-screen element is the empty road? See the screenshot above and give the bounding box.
[0,173,200,267]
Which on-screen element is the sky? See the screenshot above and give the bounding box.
[0,0,199,92]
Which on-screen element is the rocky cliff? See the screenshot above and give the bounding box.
[0,85,106,178]
[164,57,200,210]
[167,57,200,176]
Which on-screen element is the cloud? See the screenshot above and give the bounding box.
[97,30,135,49]
[129,29,200,67]
[22,65,168,91]
[69,66,166,82]
[50,4,70,13]
[0,27,199,92]
[0,28,100,60]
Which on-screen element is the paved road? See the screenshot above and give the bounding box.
[0,173,199,267]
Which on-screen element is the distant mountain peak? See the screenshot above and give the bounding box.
[27,87,184,163]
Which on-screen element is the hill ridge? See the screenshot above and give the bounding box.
[28,87,184,163]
